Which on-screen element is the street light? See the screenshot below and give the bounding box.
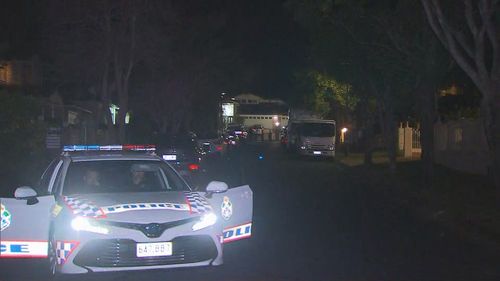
[341,127,348,143]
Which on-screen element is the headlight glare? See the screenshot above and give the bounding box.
[71,217,109,234]
[192,212,217,231]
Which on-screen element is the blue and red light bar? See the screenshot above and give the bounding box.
[63,144,156,152]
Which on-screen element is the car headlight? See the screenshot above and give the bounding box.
[71,217,109,234]
[192,212,217,231]
[300,145,306,150]
[328,145,335,151]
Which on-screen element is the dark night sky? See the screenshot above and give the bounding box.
[1,0,309,102]
[220,0,308,99]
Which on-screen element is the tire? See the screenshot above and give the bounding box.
[46,227,61,280]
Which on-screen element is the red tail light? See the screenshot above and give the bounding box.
[188,163,199,171]
[216,145,223,151]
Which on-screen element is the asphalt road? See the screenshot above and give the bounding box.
[1,142,499,281]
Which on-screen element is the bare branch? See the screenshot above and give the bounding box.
[480,0,500,76]
[421,0,447,44]
[474,19,489,82]
[423,0,482,88]
[454,30,475,58]
[464,0,479,35]
[125,15,136,82]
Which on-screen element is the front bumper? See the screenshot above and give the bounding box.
[74,236,217,269]
[55,221,223,274]
[298,149,335,157]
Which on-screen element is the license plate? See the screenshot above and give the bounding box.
[313,151,322,155]
[136,242,172,257]
[163,154,177,161]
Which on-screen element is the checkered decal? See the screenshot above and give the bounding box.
[56,241,78,265]
[184,192,213,214]
[63,196,105,218]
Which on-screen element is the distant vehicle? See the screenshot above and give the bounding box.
[286,116,336,158]
[197,132,226,158]
[225,124,248,141]
[249,124,263,135]
[156,134,204,181]
[0,145,253,275]
[248,124,264,141]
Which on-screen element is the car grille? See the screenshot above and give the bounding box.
[101,217,199,238]
[310,144,327,150]
[73,236,217,267]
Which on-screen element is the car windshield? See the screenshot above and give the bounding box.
[299,123,336,137]
[63,160,189,195]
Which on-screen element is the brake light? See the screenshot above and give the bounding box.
[188,163,199,171]
[216,145,223,151]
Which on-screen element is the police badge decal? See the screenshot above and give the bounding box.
[1,203,12,231]
[221,196,233,220]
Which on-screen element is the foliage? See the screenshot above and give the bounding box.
[305,71,358,119]
[0,90,48,192]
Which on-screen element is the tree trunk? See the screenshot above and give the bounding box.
[377,87,398,172]
[419,83,436,188]
[385,112,398,173]
[363,122,374,165]
[481,92,500,202]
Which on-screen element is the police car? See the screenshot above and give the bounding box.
[0,145,252,275]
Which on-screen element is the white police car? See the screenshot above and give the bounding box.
[0,145,252,275]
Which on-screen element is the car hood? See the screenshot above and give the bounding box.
[61,191,211,223]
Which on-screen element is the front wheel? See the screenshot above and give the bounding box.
[46,228,62,280]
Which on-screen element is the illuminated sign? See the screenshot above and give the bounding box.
[222,103,234,117]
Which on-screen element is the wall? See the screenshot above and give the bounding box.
[240,114,289,129]
[434,119,489,174]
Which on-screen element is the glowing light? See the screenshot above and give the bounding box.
[71,217,109,234]
[192,213,217,231]
[63,144,155,152]
[188,163,200,171]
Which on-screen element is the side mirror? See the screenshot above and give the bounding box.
[14,186,39,205]
[204,181,228,198]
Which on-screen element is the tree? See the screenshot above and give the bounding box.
[40,0,149,143]
[288,0,417,171]
[0,90,46,194]
[421,0,500,196]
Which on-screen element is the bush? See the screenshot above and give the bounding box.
[0,90,48,196]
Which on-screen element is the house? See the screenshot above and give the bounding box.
[238,103,289,130]
[0,57,42,88]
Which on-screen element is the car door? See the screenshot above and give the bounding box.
[0,195,54,258]
[207,185,253,243]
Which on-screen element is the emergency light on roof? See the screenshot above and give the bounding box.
[63,145,156,152]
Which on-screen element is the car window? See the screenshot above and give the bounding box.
[36,159,60,195]
[62,160,189,195]
[300,123,336,137]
